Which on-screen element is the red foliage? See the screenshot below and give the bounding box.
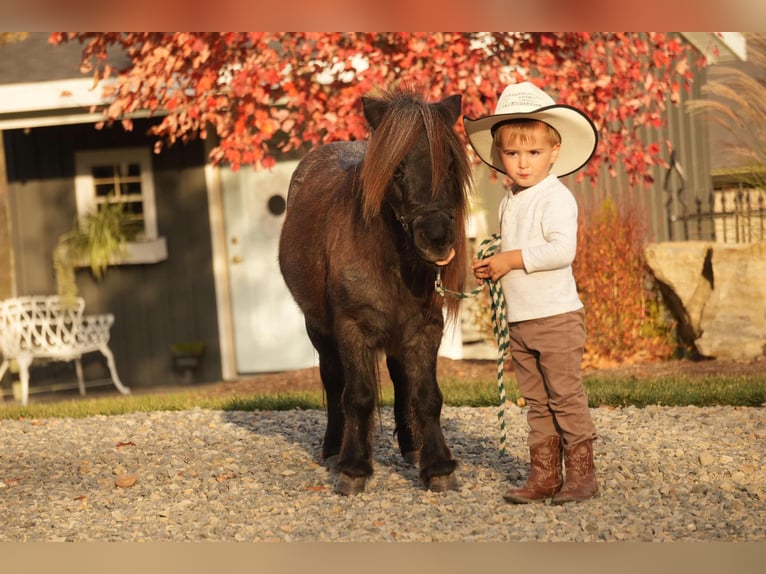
[49,32,696,184]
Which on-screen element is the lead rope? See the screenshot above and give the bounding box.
[435,233,510,454]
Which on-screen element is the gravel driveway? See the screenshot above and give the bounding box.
[1,404,764,542]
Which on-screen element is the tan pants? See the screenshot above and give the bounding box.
[508,308,597,448]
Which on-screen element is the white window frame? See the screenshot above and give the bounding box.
[74,147,167,264]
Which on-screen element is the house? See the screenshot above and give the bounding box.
[0,33,316,398]
[0,33,747,398]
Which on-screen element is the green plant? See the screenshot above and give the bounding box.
[53,202,136,306]
[170,341,206,356]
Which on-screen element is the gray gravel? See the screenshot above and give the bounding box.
[0,404,764,542]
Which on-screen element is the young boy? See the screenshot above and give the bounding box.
[464,82,600,504]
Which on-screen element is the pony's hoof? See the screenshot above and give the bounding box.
[402,450,420,465]
[425,473,459,492]
[334,473,368,496]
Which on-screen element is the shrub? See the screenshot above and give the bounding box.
[468,198,675,367]
[573,199,675,365]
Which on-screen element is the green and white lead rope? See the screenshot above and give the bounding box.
[435,233,511,454]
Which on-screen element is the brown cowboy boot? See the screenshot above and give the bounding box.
[503,435,562,504]
[551,439,599,504]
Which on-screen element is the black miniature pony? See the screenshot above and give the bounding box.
[278,86,472,494]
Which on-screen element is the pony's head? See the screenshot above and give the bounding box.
[359,86,472,319]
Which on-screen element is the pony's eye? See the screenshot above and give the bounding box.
[393,170,406,185]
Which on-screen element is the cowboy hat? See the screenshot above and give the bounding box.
[463,82,598,177]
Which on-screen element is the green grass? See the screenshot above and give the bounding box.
[1,373,764,421]
[583,373,766,408]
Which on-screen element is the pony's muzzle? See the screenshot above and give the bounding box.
[412,211,457,264]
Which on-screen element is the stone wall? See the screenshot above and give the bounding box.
[644,241,766,360]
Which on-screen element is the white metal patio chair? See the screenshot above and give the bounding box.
[0,296,130,405]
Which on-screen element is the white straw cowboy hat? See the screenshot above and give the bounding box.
[464,82,598,177]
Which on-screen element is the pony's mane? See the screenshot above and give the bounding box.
[359,86,473,320]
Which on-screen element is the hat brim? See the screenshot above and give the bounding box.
[463,104,598,178]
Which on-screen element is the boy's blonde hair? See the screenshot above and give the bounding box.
[492,119,561,149]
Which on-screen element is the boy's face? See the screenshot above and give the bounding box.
[496,121,560,189]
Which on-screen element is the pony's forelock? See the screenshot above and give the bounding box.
[360,86,472,215]
[359,86,472,319]
[360,88,422,220]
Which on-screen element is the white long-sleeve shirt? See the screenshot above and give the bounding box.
[498,173,583,323]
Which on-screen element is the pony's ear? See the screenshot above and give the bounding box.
[362,96,388,130]
[437,94,462,126]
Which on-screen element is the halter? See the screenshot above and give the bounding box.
[388,201,455,235]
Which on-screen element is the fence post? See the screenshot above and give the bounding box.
[663,151,689,240]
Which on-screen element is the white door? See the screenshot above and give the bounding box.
[220,162,318,373]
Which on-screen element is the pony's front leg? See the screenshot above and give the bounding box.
[404,326,459,492]
[386,355,421,464]
[334,335,378,496]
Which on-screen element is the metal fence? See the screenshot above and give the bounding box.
[664,152,766,243]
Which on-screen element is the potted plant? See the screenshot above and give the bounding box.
[53,202,137,308]
[171,340,206,384]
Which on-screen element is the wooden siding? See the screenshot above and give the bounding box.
[2,119,221,390]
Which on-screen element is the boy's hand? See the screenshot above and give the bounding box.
[472,255,506,284]
[472,250,523,283]
[472,258,490,285]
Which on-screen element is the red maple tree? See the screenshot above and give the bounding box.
[50,32,698,186]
